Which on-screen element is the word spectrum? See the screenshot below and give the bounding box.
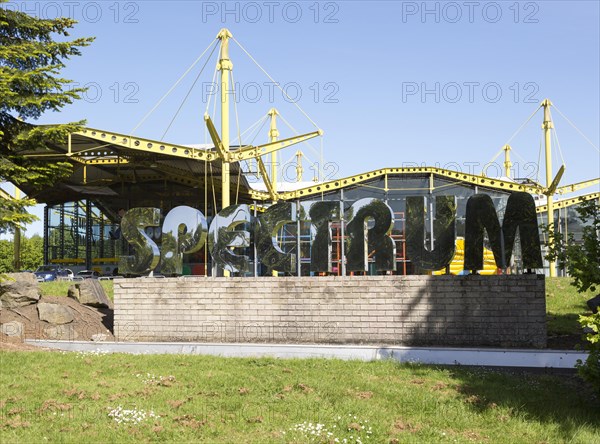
[120,192,542,275]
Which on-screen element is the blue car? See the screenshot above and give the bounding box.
[34,265,69,282]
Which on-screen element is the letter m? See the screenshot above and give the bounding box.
[464,192,543,271]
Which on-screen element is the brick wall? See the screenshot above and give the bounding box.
[114,274,546,348]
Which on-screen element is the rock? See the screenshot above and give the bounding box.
[91,333,108,342]
[68,280,110,308]
[37,303,74,325]
[1,321,24,337]
[43,324,78,340]
[0,273,41,308]
[587,294,600,314]
[67,285,79,300]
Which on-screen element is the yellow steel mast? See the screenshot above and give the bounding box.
[217,29,233,277]
[542,98,556,277]
[295,150,304,182]
[268,108,279,193]
[503,144,512,178]
[217,28,233,212]
[269,108,280,277]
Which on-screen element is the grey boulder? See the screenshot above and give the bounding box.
[0,273,41,308]
[68,279,111,309]
[37,302,74,325]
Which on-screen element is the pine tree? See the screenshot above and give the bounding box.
[0,1,94,233]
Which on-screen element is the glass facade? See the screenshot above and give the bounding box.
[44,201,124,275]
[43,174,591,277]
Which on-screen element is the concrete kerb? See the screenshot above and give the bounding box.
[25,340,587,369]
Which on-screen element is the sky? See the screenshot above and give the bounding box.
[2,0,599,237]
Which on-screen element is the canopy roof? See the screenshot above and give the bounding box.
[17,126,258,221]
[13,125,599,222]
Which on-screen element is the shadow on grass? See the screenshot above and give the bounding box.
[547,311,584,336]
[546,312,588,349]
[445,366,600,440]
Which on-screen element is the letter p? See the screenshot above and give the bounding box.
[202,82,217,102]
[402,82,419,103]
[402,2,419,23]
[202,2,219,22]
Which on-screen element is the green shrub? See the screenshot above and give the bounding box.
[576,312,600,394]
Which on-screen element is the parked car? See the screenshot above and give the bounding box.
[76,270,101,279]
[59,269,74,280]
[34,265,69,282]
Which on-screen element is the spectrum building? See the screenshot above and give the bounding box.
[6,30,599,279]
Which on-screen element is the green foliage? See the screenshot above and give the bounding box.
[0,1,94,233]
[0,233,44,272]
[546,277,595,336]
[544,199,600,392]
[21,233,44,269]
[576,313,600,395]
[544,200,600,294]
[580,314,600,345]
[0,238,13,271]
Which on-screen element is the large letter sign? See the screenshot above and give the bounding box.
[464,192,542,271]
[208,204,253,273]
[161,206,208,275]
[306,201,343,273]
[120,208,161,275]
[119,192,543,275]
[406,196,457,271]
[255,201,297,274]
[345,198,396,272]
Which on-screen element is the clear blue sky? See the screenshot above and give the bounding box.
[3,0,600,236]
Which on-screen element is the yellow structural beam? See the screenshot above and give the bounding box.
[546,165,565,196]
[79,158,130,166]
[273,167,545,200]
[49,258,85,264]
[231,130,322,162]
[556,178,600,195]
[256,157,277,201]
[204,113,228,161]
[204,114,321,163]
[249,189,272,201]
[248,204,267,213]
[74,128,218,162]
[536,192,600,213]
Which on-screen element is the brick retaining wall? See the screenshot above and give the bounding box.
[114,275,546,348]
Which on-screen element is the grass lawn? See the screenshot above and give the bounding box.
[39,280,114,300]
[545,277,595,337]
[1,351,599,443]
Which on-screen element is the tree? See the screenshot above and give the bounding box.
[545,199,600,294]
[0,238,12,272]
[0,234,43,272]
[544,199,600,394]
[0,1,94,233]
[21,234,44,270]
